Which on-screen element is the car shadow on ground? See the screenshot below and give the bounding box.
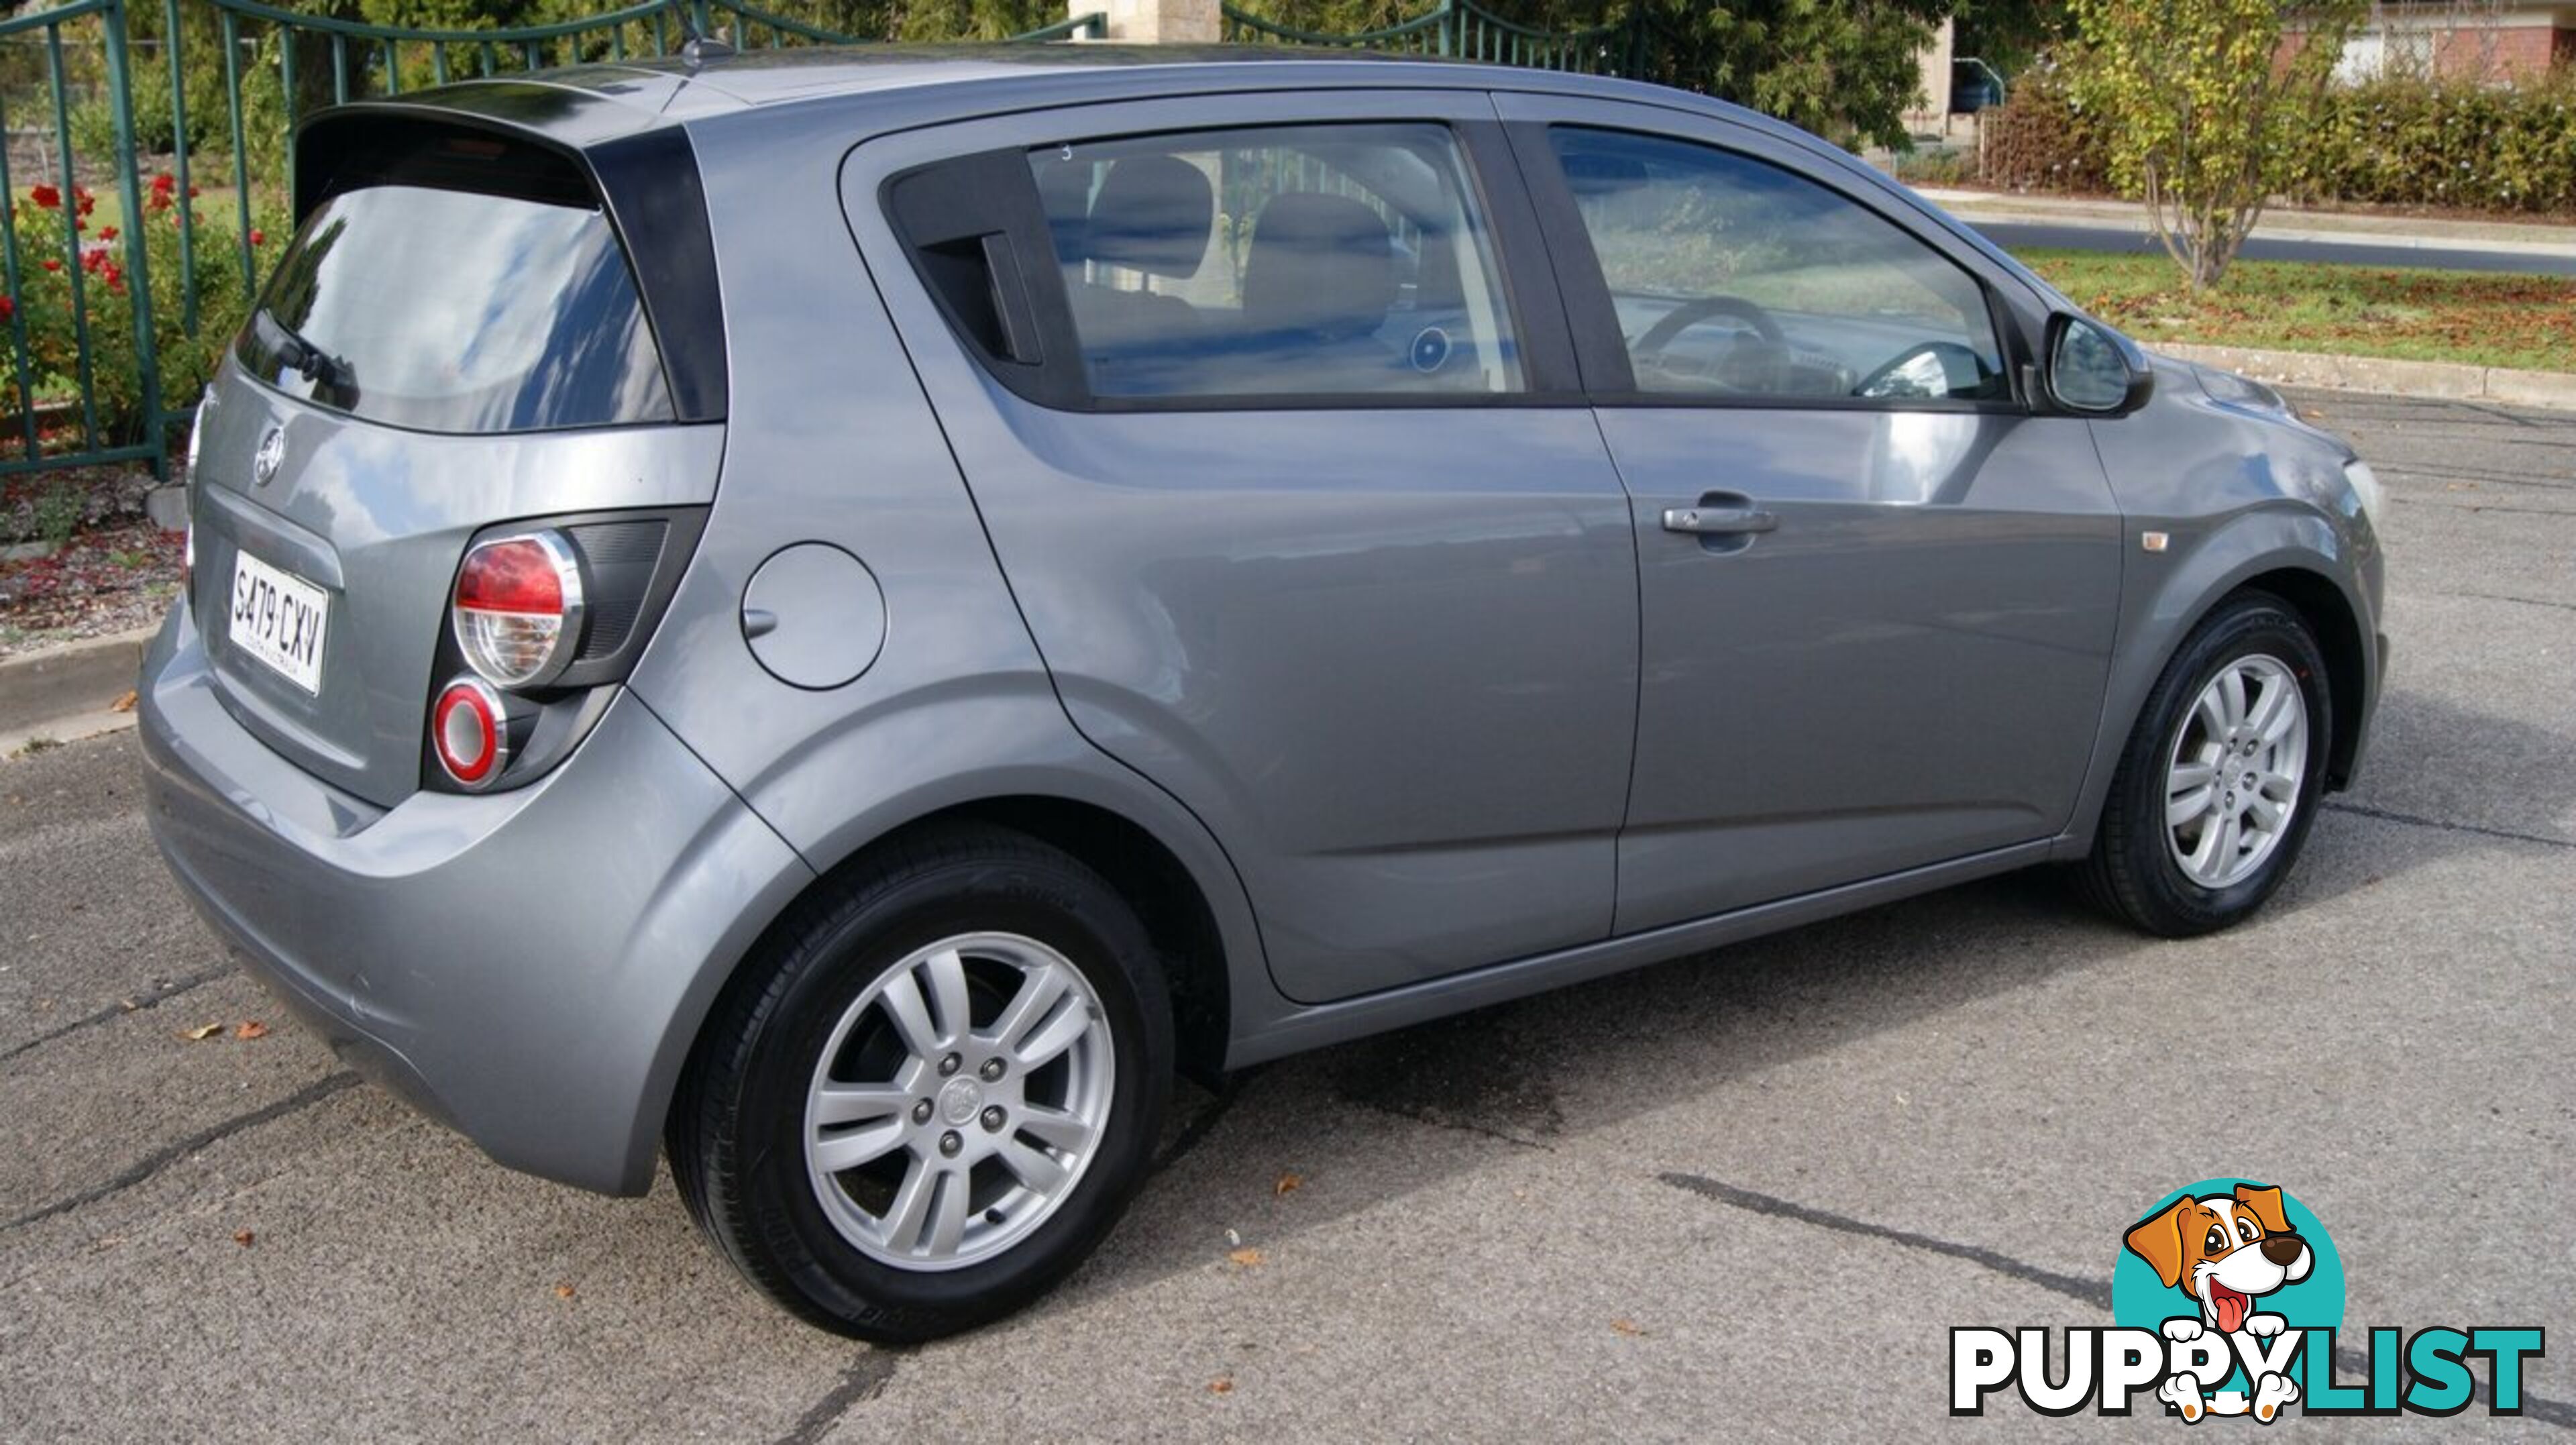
[1010,679,2565,1326]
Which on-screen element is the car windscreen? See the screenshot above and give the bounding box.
[237,177,674,433]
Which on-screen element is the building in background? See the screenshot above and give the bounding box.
[2329,0,2574,81]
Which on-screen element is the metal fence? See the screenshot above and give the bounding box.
[1219,1,1653,75]
[1,0,1107,481]
[2,0,160,479]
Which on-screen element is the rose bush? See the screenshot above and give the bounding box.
[3,172,288,458]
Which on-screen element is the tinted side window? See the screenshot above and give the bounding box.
[1550,128,2007,404]
[240,164,673,433]
[1027,123,1523,400]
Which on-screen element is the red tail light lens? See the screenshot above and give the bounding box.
[453,531,584,688]
[431,676,508,788]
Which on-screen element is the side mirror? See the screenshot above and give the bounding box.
[2044,313,2153,416]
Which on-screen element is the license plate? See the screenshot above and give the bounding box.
[228,551,329,694]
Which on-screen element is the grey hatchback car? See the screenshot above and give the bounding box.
[140,44,2385,1340]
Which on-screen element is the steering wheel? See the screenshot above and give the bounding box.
[1629,295,1786,366]
[1854,340,1988,400]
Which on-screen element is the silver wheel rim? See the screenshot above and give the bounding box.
[2164,653,2309,890]
[802,932,1114,1272]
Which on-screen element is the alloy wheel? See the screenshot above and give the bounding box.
[802,932,1115,1271]
[2163,654,2310,890]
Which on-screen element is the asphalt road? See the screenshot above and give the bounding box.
[1973,220,2576,277]
[3,392,2571,1441]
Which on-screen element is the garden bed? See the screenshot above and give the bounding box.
[0,470,180,659]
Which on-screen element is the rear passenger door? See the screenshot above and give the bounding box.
[841,93,1640,1004]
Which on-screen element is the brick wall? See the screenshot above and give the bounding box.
[2285,19,2575,83]
[2432,23,2568,79]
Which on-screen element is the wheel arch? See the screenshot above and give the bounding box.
[934,795,1234,1085]
[2061,512,2378,859]
[2232,565,2367,790]
[653,784,1253,1172]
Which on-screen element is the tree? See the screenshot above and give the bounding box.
[1242,0,1951,151]
[2068,0,2361,288]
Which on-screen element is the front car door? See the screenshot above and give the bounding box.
[842,91,1640,1003]
[1495,93,2126,932]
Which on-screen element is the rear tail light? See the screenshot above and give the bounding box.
[453,531,585,689]
[424,508,704,796]
[431,676,509,789]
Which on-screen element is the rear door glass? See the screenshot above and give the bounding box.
[1026,123,1524,400]
[240,172,673,433]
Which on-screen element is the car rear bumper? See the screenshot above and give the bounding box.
[138,602,814,1195]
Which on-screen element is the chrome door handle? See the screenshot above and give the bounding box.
[1662,504,1777,535]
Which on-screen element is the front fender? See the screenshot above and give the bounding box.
[2053,504,2380,860]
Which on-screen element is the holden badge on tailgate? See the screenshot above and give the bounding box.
[253,426,284,486]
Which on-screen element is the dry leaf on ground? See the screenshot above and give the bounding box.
[176,1022,222,1041]
[554,1281,576,1300]
[1208,1377,1234,1395]
[109,689,138,713]
[1226,1247,1263,1269]
[1273,1172,1302,1197]
[233,1020,268,1040]
[232,1229,254,1247]
[1611,1319,1646,1337]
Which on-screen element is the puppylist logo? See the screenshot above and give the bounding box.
[1951,1179,2547,1422]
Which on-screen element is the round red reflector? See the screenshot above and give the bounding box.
[431,678,507,788]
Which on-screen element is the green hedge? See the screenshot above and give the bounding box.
[1978,68,2576,217]
[2294,73,2576,213]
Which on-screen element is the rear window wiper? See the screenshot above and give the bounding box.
[252,308,351,390]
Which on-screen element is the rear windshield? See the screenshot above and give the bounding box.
[238,165,674,433]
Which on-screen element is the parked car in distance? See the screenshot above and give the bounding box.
[140,44,2387,1341]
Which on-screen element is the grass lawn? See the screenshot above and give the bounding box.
[2015,248,2576,374]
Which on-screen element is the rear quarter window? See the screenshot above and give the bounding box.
[239,134,674,433]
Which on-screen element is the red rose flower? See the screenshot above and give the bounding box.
[249,229,265,246]
[41,258,60,272]
[186,184,201,199]
[150,172,174,195]
[97,226,116,242]
[0,297,13,321]
[30,184,59,209]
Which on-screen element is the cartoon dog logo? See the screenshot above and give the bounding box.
[2124,1183,2315,1422]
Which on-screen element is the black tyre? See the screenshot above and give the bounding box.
[2077,591,2333,936]
[670,822,1171,1341]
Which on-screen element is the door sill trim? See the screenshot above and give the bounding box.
[1223,838,2059,1070]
